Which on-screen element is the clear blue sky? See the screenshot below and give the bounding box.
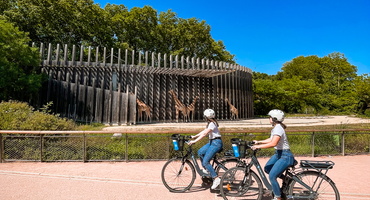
[94,0,369,75]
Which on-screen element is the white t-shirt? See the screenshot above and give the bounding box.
[207,122,221,139]
[270,124,290,150]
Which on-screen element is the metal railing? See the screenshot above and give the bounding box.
[0,129,369,162]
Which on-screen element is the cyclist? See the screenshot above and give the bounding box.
[251,109,295,200]
[188,108,223,190]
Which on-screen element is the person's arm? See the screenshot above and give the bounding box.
[253,138,272,144]
[252,135,280,149]
[188,128,211,145]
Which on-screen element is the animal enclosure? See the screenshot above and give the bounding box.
[37,43,253,124]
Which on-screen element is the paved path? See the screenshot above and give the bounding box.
[1,155,369,200]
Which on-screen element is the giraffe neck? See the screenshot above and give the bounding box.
[188,97,198,110]
[170,91,185,107]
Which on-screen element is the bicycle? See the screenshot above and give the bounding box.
[219,139,340,200]
[161,134,242,192]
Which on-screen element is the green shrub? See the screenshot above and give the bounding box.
[0,101,76,130]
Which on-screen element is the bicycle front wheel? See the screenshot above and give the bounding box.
[287,171,340,200]
[220,167,263,200]
[161,158,196,192]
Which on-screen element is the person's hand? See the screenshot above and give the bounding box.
[253,140,259,144]
[188,140,195,145]
[251,145,259,150]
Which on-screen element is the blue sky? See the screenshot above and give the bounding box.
[94,0,370,75]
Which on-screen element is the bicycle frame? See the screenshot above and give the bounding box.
[245,149,334,199]
[179,144,225,177]
[247,150,273,191]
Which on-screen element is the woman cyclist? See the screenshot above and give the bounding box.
[251,109,295,200]
[188,108,223,190]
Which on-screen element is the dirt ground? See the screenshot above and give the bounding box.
[0,155,369,200]
[103,115,370,132]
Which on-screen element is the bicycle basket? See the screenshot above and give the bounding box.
[231,138,247,158]
[171,134,185,151]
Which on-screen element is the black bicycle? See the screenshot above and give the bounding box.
[220,139,340,200]
[161,134,242,192]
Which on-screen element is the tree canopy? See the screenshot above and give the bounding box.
[254,53,369,116]
[1,0,235,63]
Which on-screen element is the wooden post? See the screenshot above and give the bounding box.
[39,43,44,65]
[56,44,60,66]
[64,44,68,66]
[87,46,91,65]
[110,48,114,67]
[79,45,84,66]
[72,45,76,65]
[47,43,52,65]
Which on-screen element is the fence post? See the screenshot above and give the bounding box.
[125,133,128,162]
[40,134,44,162]
[341,131,345,156]
[0,134,3,163]
[311,132,315,157]
[83,134,87,162]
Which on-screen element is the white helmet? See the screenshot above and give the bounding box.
[268,109,285,122]
[204,109,215,118]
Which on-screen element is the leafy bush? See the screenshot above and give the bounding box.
[0,101,76,130]
[0,17,46,101]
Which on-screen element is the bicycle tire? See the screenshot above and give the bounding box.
[287,170,340,200]
[215,158,240,177]
[161,158,196,192]
[220,167,263,200]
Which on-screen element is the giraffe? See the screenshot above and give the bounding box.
[136,98,152,122]
[187,96,199,122]
[225,98,239,120]
[168,90,189,122]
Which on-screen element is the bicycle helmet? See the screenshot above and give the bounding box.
[267,109,285,122]
[203,109,215,119]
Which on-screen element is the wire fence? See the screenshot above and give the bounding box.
[0,129,369,162]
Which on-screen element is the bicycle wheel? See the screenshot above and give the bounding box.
[287,171,340,200]
[161,158,196,192]
[220,167,263,200]
[216,158,240,177]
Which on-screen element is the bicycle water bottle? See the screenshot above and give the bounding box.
[173,140,179,151]
[232,144,240,157]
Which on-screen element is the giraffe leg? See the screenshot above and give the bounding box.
[176,110,179,123]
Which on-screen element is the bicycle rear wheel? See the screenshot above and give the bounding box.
[161,158,196,192]
[287,171,340,200]
[220,167,263,200]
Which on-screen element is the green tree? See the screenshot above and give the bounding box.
[254,53,361,115]
[2,0,113,46]
[0,17,45,101]
[354,74,370,114]
[2,1,235,63]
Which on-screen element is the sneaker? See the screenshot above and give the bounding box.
[211,177,221,189]
[201,169,209,175]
